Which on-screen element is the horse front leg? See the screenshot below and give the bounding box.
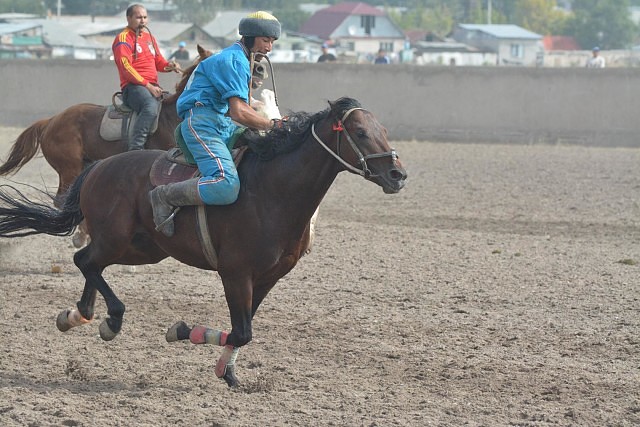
[165,320,242,387]
[165,279,254,387]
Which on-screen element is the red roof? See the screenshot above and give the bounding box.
[299,2,385,39]
[543,36,581,51]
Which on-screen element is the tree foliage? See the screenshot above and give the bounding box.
[0,0,46,14]
[564,0,637,49]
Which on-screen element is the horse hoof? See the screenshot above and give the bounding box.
[56,310,72,332]
[71,233,88,248]
[222,365,239,388]
[165,321,191,342]
[99,318,119,341]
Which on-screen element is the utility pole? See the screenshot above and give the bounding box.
[487,0,492,25]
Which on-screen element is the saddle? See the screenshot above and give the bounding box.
[99,92,161,143]
[149,146,248,187]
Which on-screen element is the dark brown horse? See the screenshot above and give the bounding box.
[0,46,211,206]
[0,97,407,387]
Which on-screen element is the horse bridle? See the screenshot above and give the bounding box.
[311,107,397,179]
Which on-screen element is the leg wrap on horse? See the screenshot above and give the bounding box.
[189,325,229,346]
[150,178,202,237]
[215,345,240,378]
[56,308,91,332]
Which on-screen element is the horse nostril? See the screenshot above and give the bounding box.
[389,168,406,181]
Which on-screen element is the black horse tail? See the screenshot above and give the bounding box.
[0,162,98,238]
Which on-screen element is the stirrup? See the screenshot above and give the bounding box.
[154,207,181,233]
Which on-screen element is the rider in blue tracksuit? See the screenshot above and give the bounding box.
[150,11,283,237]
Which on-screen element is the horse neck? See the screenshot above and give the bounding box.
[251,129,341,221]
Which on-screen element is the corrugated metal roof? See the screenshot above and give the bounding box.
[0,22,41,35]
[458,24,541,40]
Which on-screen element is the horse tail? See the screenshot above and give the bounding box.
[0,118,50,176]
[0,162,97,238]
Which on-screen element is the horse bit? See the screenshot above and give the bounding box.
[310,107,397,179]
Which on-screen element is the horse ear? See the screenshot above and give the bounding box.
[197,45,205,58]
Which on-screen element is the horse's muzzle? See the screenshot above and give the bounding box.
[379,166,407,194]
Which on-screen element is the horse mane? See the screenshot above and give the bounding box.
[242,97,363,161]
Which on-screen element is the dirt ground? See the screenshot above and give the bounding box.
[0,126,638,427]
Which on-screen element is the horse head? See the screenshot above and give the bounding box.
[316,97,407,194]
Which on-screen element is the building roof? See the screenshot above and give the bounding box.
[300,2,404,40]
[299,2,385,40]
[0,22,41,35]
[458,24,542,40]
[413,40,480,53]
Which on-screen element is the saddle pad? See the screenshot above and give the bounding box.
[99,105,128,141]
[150,149,200,187]
[99,104,161,142]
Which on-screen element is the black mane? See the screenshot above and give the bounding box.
[242,97,363,161]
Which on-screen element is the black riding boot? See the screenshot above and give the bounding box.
[149,178,202,237]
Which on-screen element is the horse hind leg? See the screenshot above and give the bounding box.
[72,219,91,248]
[56,248,98,331]
[71,245,126,341]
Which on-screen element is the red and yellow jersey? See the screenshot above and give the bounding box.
[112,27,170,89]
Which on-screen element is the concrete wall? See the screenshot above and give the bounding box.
[1,60,639,147]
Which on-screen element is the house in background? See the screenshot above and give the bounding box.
[299,2,406,63]
[452,24,543,66]
[0,21,50,58]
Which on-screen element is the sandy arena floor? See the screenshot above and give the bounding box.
[0,126,638,426]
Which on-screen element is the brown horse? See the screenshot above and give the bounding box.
[0,46,211,206]
[0,97,407,387]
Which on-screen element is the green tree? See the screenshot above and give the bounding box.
[0,0,45,14]
[565,0,637,49]
[511,0,568,35]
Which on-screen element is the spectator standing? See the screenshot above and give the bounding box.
[374,48,390,64]
[317,43,336,63]
[170,41,190,61]
[586,47,605,68]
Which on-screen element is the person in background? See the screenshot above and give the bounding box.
[150,11,285,237]
[112,3,180,151]
[374,48,390,64]
[170,41,190,61]
[317,43,336,62]
[586,46,605,68]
